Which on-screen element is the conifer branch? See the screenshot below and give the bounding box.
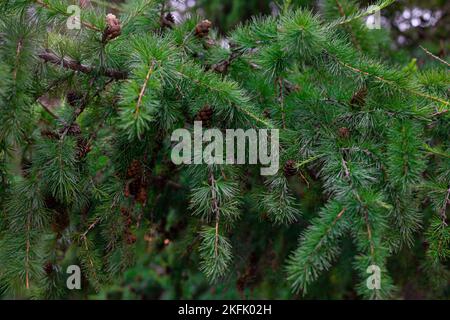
[334,0,361,50]
[277,77,287,129]
[209,171,220,257]
[419,46,450,68]
[135,61,156,116]
[12,38,23,82]
[295,154,326,168]
[336,0,396,26]
[38,50,128,80]
[336,59,450,106]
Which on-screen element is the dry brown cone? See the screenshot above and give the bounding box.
[284,160,298,177]
[66,91,82,107]
[51,211,70,236]
[126,160,142,178]
[124,183,131,198]
[161,12,175,28]
[128,179,141,197]
[120,207,129,217]
[76,138,92,160]
[135,186,147,204]
[338,127,350,139]
[212,60,230,74]
[41,129,59,140]
[103,13,121,42]
[195,20,212,38]
[195,105,213,125]
[66,123,82,136]
[125,232,137,245]
[43,262,54,275]
[350,86,368,108]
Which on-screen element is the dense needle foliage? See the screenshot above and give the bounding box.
[0,0,448,299]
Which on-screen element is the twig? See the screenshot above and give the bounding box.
[13,39,23,81]
[341,157,350,178]
[38,49,127,80]
[81,217,101,240]
[135,61,156,115]
[209,170,220,257]
[420,45,450,68]
[334,0,361,50]
[277,77,286,129]
[60,77,114,140]
[37,98,60,120]
[295,154,326,168]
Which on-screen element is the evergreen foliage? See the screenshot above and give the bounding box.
[0,0,448,299]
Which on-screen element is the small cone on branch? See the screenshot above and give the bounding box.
[103,14,121,42]
[51,211,70,236]
[161,12,175,28]
[128,179,141,197]
[41,129,59,140]
[66,91,82,107]
[195,20,212,38]
[195,105,213,124]
[165,13,175,24]
[126,232,137,245]
[126,160,142,178]
[338,127,350,139]
[120,207,128,217]
[76,138,92,160]
[44,262,54,275]
[135,187,147,204]
[67,123,82,136]
[212,60,230,74]
[284,160,297,177]
[124,183,131,198]
[350,86,368,107]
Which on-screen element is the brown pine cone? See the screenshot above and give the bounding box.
[124,183,131,198]
[67,123,81,136]
[284,160,297,177]
[212,60,230,74]
[76,138,92,159]
[195,20,212,38]
[128,179,141,197]
[161,12,175,28]
[135,187,147,204]
[350,86,368,107]
[66,91,82,107]
[195,105,214,123]
[126,233,137,245]
[120,207,129,217]
[44,262,54,275]
[51,211,70,235]
[41,129,59,140]
[338,127,350,139]
[126,160,142,178]
[103,14,121,42]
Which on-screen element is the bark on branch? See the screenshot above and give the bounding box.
[38,49,128,80]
